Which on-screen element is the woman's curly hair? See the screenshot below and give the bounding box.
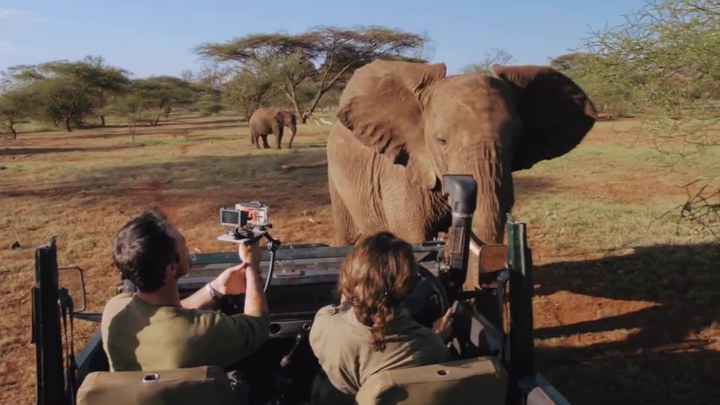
[339,232,420,352]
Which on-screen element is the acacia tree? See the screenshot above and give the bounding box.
[460,48,516,74]
[222,69,277,120]
[5,59,130,131]
[0,88,33,139]
[580,0,720,237]
[107,93,147,144]
[130,76,196,125]
[82,56,131,127]
[196,26,428,121]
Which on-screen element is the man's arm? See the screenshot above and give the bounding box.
[180,264,245,310]
[243,263,268,316]
[181,239,266,311]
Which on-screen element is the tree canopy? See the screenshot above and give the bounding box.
[2,58,131,132]
[575,0,719,237]
[196,26,429,120]
[461,48,515,74]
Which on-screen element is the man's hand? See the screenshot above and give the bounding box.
[211,263,249,296]
[238,239,263,268]
[433,306,455,343]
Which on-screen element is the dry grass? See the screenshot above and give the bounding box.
[1,115,718,404]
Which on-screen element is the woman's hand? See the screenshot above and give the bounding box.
[432,307,455,343]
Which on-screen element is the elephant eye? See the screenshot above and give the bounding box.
[436,137,448,149]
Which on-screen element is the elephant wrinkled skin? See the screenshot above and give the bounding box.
[326,60,597,249]
[249,107,298,149]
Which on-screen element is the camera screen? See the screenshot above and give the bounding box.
[220,209,245,226]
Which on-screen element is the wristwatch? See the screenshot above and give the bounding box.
[206,283,224,302]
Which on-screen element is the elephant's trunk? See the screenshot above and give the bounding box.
[287,122,297,149]
[468,143,514,246]
[454,143,513,291]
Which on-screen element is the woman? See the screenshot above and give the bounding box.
[309,232,453,405]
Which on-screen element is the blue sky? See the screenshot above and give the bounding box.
[0,0,646,78]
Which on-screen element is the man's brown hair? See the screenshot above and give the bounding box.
[112,209,177,293]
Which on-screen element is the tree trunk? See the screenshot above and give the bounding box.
[100,114,106,127]
[9,122,17,140]
[306,64,354,117]
[287,93,304,124]
[64,116,73,132]
[153,115,161,126]
[278,84,306,124]
[293,102,304,124]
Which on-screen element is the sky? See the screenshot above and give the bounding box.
[0,0,648,78]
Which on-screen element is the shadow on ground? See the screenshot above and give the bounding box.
[533,243,720,404]
[0,145,137,156]
[1,147,330,204]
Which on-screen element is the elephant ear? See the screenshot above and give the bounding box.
[492,65,598,171]
[273,109,286,123]
[336,60,447,189]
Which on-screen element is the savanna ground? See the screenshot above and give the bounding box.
[0,113,718,404]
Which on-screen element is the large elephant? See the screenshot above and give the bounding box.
[249,107,297,149]
[326,60,597,249]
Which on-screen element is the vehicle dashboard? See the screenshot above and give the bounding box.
[179,244,444,339]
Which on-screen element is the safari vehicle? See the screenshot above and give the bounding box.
[32,176,570,405]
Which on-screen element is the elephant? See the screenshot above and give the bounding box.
[318,60,596,251]
[249,107,298,149]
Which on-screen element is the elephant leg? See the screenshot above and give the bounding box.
[276,127,284,149]
[328,170,357,246]
[381,177,442,244]
[261,134,270,149]
[250,130,260,149]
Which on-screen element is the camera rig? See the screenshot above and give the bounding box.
[218,201,280,292]
[218,201,272,243]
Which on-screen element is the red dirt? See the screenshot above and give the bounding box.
[2,118,718,404]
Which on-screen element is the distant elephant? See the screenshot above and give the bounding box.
[249,107,297,149]
[321,60,596,247]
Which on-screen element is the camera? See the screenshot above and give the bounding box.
[218,201,271,243]
[219,201,269,228]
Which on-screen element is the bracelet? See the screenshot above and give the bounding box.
[206,283,224,301]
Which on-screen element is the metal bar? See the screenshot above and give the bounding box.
[507,215,536,402]
[33,238,67,405]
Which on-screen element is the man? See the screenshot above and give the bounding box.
[101,209,269,372]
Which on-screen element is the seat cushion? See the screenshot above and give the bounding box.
[76,365,243,405]
[355,356,507,405]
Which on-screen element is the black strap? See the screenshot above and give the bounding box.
[59,289,78,405]
[496,269,511,365]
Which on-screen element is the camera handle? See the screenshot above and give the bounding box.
[262,233,280,293]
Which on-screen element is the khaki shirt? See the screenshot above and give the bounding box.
[101,293,270,371]
[309,304,449,396]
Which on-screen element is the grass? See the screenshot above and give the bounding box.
[0,115,718,404]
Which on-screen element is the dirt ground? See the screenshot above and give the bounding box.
[0,115,718,404]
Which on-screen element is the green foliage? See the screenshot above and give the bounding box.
[0,87,34,139]
[574,0,720,238]
[128,76,197,124]
[80,56,132,126]
[1,57,131,132]
[222,69,276,120]
[195,92,224,116]
[568,0,720,118]
[196,26,428,118]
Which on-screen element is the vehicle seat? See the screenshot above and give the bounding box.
[76,365,245,405]
[355,356,507,405]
